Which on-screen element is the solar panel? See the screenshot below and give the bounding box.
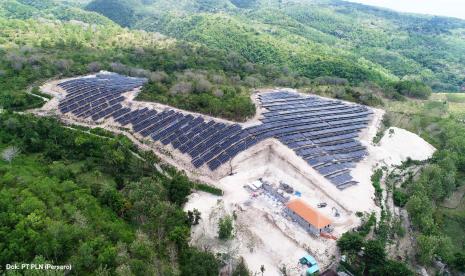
[57,78,372,189]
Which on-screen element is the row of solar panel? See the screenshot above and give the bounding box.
[253,115,369,135]
[262,108,371,124]
[264,104,369,118]
[258,92,372,189]
[263,100,342,111]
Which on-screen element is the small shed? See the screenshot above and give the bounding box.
[285,199,332,235]
[300,255,320,276]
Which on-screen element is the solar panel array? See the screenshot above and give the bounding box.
[57,73,372,190]
[256,92,372,189]
[57,73,147,121]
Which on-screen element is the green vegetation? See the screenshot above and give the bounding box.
[193,182,223,196]
[394,80,433,99]
[187,209,201,226]
[338,213,414,275]
[4,0,463,120]
[337,232,364,253]
[87,0,465,91]
[30,87,52,100]
[371,169,383,201]
[393,189,408,207]
[0,10,298,121]
[445,93,465,103]
[0,112,219,275]
[137,73,256,121]
[383,94,465,273]
[372,114,391,144]
[232,257,250,276]
[86,0,137,27]
[0,0,115,25]
[218,215,234,240]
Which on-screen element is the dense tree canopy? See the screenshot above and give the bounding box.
[83,0,465,91]
[0,113,219,275]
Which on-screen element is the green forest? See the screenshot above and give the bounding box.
[84,0,465,92]
[0,0,465,275]
[0,113,220,275]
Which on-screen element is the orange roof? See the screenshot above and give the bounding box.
[286,199,332,229]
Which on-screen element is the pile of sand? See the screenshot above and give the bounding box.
[376,127,436,166]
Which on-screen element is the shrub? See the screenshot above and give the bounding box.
[218,215,233,240]
[394,80,432,99]
[193,183,223,196]
[337,232,364,253]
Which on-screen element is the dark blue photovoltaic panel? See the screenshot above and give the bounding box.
[57,74,372,190]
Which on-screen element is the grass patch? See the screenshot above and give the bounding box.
[90,127,117,138]
[31,87,53,100]
[445,93,465,103]
[193,182,223,196]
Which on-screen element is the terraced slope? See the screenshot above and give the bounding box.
[56,73,373,189]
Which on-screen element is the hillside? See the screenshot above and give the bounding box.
[0,0,115,25]
[85,0,465,91]
[0,16,265,120]
[1,0,465,275]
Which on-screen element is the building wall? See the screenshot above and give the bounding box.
[284,208,319,235]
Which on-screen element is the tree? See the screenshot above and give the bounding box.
[393,189,408,207]
[417,234,453,265]
[150,71,168,83]
[188,209,201,226]
[337,232,364,253]
[364,240,386,267]
[453,252,465,272]
[54,59,73,71]
[168,226,190,248]
[193,78,212,93]
[180,248,220,276]
[233,257,250,276]
[87,62,101,72]
[376,260,414,276]
[406,192,435,233]
[218,215,233,240]
[2,146,20,164]
[394,80,432,99]
[170,82,193,95]
[167,175,191,206]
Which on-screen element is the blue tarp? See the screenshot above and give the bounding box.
[302,255,317,266]
[306,264,320,275]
